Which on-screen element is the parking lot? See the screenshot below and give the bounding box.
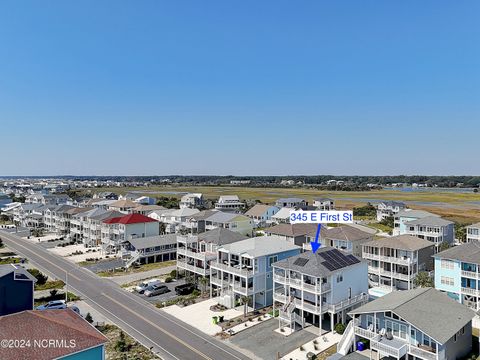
[228,318,317,360]
[132,278,187,304]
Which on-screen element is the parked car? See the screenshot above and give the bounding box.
[135,279,161,294]
[175,283,195,295]
[36,300,67,310]
[69,305,80,314]
[144,284,170,297]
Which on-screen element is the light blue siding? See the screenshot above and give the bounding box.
[60,345,104,360]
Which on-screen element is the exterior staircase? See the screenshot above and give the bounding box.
[337,319,355,355]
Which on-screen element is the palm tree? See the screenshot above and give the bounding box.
[199,276,209,296]
[414,271,433,288]
[241,295,250,318]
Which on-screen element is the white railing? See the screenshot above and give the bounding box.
[380,255,411,266]
[409,345,437,360]
[363,252,380,261]
[462,287,479,296]
[461,270,478,278]
[354,326,376,339]
[273,273,287,284]
[176,260,207,275]
[371,338,408,358]
[176,248,211,261]
[300,301,321,314]
[337,320,355,355]
[273,293,287,303]
[210,261,253,277]
[329,293,368,313]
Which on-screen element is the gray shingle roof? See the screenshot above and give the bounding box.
[364,234,434,251]
[434,241,480,263]
[323,225,372,242]
[267,223,321,237]
[196,228,248,245]
[273,247,364,277]
[349,288,474,344]
[405,216,453,226]
[128,234,177,249]
[395,209,438,218]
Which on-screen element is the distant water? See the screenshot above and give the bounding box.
[384,187,477,194]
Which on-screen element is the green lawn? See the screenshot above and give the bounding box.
[366,223,393,233]
[35,280,65,291]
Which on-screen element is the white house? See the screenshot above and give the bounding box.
[376,201,406,221]
[179,193,204,209]
[273,248,368,334]
[214,195,245,212]
[101,213,159,253]
[312,198,335,210]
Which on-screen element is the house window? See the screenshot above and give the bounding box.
[441,276,454,286]
[336,274,343,283]
[268,256,278,267]
[441,259,454,270]
[366,315,373,327]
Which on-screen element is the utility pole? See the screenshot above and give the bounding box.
[65,271,68,303]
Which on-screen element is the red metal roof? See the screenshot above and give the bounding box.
[103,213,158,225]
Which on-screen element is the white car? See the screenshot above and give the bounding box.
[36,300,67,310]
[135,278,161,294]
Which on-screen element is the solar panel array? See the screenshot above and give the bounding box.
[293,258,309,267]
[318,249,360,271]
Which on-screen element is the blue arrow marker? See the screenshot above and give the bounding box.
[310,223,322,254]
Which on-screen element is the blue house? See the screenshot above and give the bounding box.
[338,288,474,359]
[210,235,301,309]
[0,264,36,316]
[434,241,480,311]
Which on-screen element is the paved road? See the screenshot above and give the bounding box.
[0,230,250,360]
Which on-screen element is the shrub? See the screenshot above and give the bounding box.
[49,289,58,297]
[85,312,93,323]
[164,277,173,283]
[27,269,48,285]
[170,269,177,278]
[334,323,346,335]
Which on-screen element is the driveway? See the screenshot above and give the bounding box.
[229,318,317,360]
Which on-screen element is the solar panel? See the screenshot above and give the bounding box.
[293,258,309,267]
[323,262,337,271]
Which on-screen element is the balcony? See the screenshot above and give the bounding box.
[273,292,287,303]
[176,260,207,276]
[371,336,408,358]
[210,261,253,277]
[461,270,478,278]
[380,255,412,266]
[462,287,480,296]
[273,273,287,284]
[328,293,368,313]
[354,326,376,340]
[363,252,380,261]
[409,345,437,360]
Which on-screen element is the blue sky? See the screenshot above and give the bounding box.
[0,1,479,176]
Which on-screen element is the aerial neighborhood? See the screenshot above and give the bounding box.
[1,177,480,360]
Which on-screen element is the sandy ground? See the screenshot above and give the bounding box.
[47,243,107,263]
[160,298,243,335]
[280,331,341,360]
